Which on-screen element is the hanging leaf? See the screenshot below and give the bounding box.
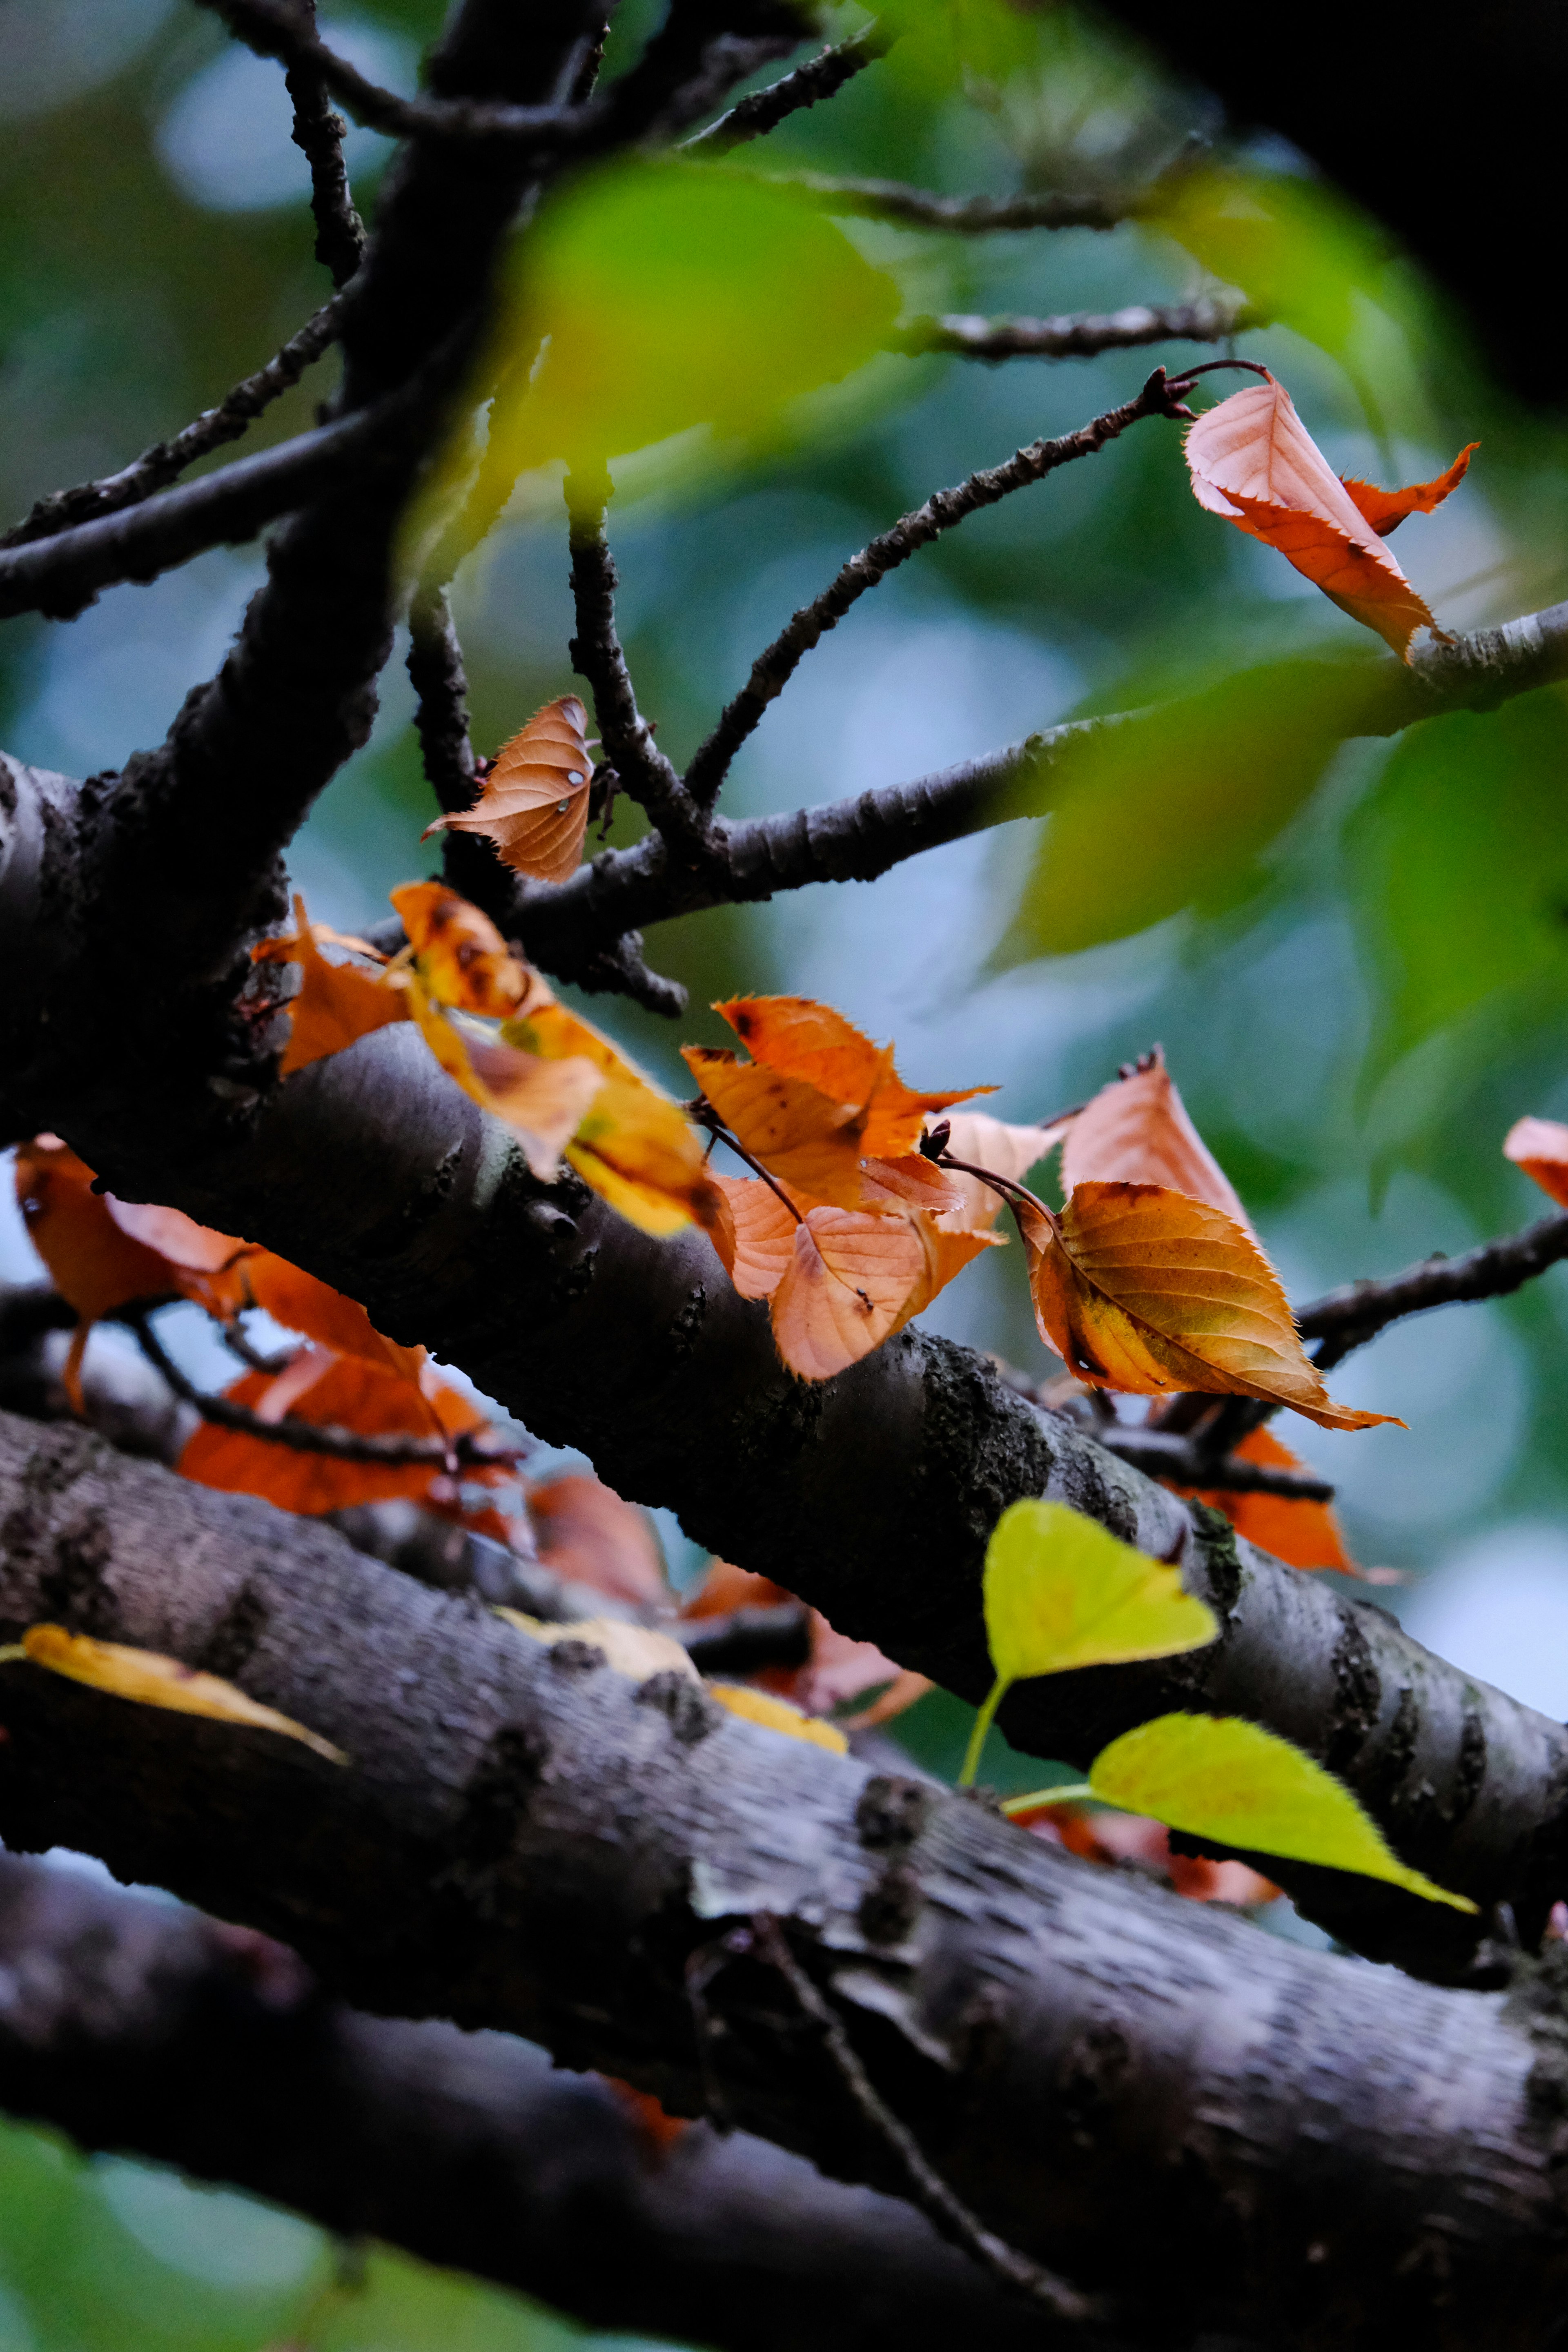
[1021,1183,1399,1431]
[1059,1048,1249,1227]
[1184,373,1466,658]
[769,1205,927,1381]
[706,1681,849,1753]
[707,1174,800,1298]
[3,1625,346,1765]
[252,899,408,1078]
[406,976,604,1181]
[423,699,595,886]
[391,880,541,1017]
[1084,1712,1474,1911]
[178,1356,486,1517]
[1503,1115,1568,1208]
[238,1255,426,1385]
[1172,1426,1357,1574]
[1340,445,1478,537]
[984,1497,1218,1682]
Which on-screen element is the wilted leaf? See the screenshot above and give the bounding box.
[1022,1183,1399,1431]
[177,1356,481,1516]
[1060,1048,1247,1226]
[984,1497,1218,1683]
[1341,444,1478,537]
[495,1609,699,1685]
[391,880,540,1016]
[1504,1114,1568,1207]
[252,898,408,1078]
[770,1205,927,1381]
[706,1681,849,1752]
[529,1473,670,1609]
[1185,372,1459,657]
[1174,1426,1356,1574]
[5,1624,346,1765]
[422,699,595,887]
[1085,1711,1474,1910]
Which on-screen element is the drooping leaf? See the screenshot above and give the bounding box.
[1340,444,1478,537]
[422,699,596,886]
[716,998,986,1160]
[6,1624,346,1764]
[1184,372,1460,657]
[391,880,540,1016]
[177,1356,483,1517]
[1022,1183,1399,1432]
[706,1680,849,1753]
[770,1205,927,1381]
[252,899,408,1078]
[238,1255,426,1385]
[1059,1048,1248,1227]
[1173,1426,1357,1574]
[494,1609,699,1686]
[983,1497,1218,1683]
[1085,1711,1474,1910]
[706,1174,799,1298]
[1504,1114,1568,1207]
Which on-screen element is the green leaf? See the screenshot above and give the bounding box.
[1153,167,1400,368]
[983,1498,1218,1682]
[1087,1712,1476,1911]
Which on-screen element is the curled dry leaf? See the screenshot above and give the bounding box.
[1060,1047,1248,1228]
[706,1681,849,1752]
[423,695,595,884]
[4,1624,346,1765]
[1340,444,1478,537]
[1503,1114,1568,1208]
[252,898,407,1078]
[1185,372,1470,658]
[1022,1182,1399,1432]
[494,1609,699,1686]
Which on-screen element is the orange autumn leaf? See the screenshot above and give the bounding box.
[682,1049,877,1208]
[1339,443,1478,538]
[929,1108,1072,1233]
[178,1355,482,1516]
[707,1174,798,1297]
[716,996,987,1160]
[390,881,541,1018]
[252,898,408,1078]
[1059,1047,1248,1227]
[506,998,719,1234]
[405,974,603,1180]
[423,695,595,884]
[1173,1425,1356,1574]
[770,1204,926,1380]
[1503,1114,1568,1208]
[1021,1182,1399,1432]
[528,1473,670,1610]
[1185,372,1464,659]
[238,1254,427,1386]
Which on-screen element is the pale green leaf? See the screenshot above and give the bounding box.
[982,1498,1218,1683]
[1088,1712,1475,1911]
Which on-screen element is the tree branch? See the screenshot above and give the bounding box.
[682,368,1190,809]
[1296,1208,1568,1373]
[683,24,893,153]
[896,295,1256,362]
[0,1853,1070,2352]
[284,0,366,289]
[0,303,342,553]
[766,172,1127,231]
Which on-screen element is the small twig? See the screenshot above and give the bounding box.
[407,586,478,818]
[1093,1425,1334,1503]
[896,295,1258,364]
[128,1314,517,1475]
[564,466,705,844]
[1295,1209,1568,1370]
[682,24,892,154]
[0,303,340,551]
[765,172,1125,231]
[748,1915,1101,2325]
[284,0,366,289]
[219,1319,296,1377]
[571,930,688,1018]
[682,368,1193,809]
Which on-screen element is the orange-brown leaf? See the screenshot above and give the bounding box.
[239,1256,426,1385]
[407,978,603,1180]
[390,881,541,1018]
[252,898,408,1078]
[423,696,594,884]
[1339,443,1477,537]
[1059,1047,1247,1226]
[16,1139,191,1323]
[177,1356,478,1515]
[1174,1426,1355,1573]
[713,996,987,1160]
[682,1050,873,1208]
[528,1473,670,1609]
[770,1205,925,1381]
[707,1174,799,1298]
[1503,1114,1568,1208]
[1023,1183,1399,1432]
[1185,373,1450,659]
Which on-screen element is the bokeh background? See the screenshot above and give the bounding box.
[3,0,1568,2342]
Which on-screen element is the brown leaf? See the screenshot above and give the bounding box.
[770,1205,926,1380]
[239,1255,427,1385]
[528,1473,670,1609]
[423,696,595,884]
[391,881,541,1018]
[1059,1047,1248,1227]
[707,1174,799,1298]
[1022,1182,1399,1432]
[1339,443,1477,537]
[252,898,408,1078]
[1185,372,1457,658]
[1503,1114,1568,1207]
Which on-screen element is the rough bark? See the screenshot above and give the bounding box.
[0,1414,1564,2349]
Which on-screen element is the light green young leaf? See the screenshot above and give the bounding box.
[1087,1712,1475,1911]
[984,1497,1218,1682]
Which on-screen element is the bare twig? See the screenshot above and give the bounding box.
[748,1915,1101,2326]
[683,24,892,153]
[0,303,340,552]
[682,368,1192,809]
[1297,1208,1568,1372]
[1093,1424,1334,1501]
[564,466,704,842]
[407,586,478,818]
[127,1314,515,1475]
[896,295,1257,363]
[285,0,366,288]
[768,172,1126,231]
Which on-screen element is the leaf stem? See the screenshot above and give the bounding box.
[1000,1783,1096,1816]
[958,1674,1009,1787]
[684,1100,804,1223]
[931,1151,1060,1232]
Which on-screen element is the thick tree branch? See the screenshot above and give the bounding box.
[682,369,1190,809]
[683,25,892,153]
[285,0,367,288]
[0,303,341,553]
[897,295,1256,362]
[0,1414,1564,2349]
[0,1854,1066,2352]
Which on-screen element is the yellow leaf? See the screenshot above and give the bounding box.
[390,881,542,1018]
[5,1625,346,1764]
[984,1498,1219,1683]
[493,1610,700,1685]
[1022,1183,1399,1432]
[407,976,602,1179]
[1087,1712,1474,1911]
[505,1002,719,1236]
[707,1681,849,1752]
[251,897,408,1078]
